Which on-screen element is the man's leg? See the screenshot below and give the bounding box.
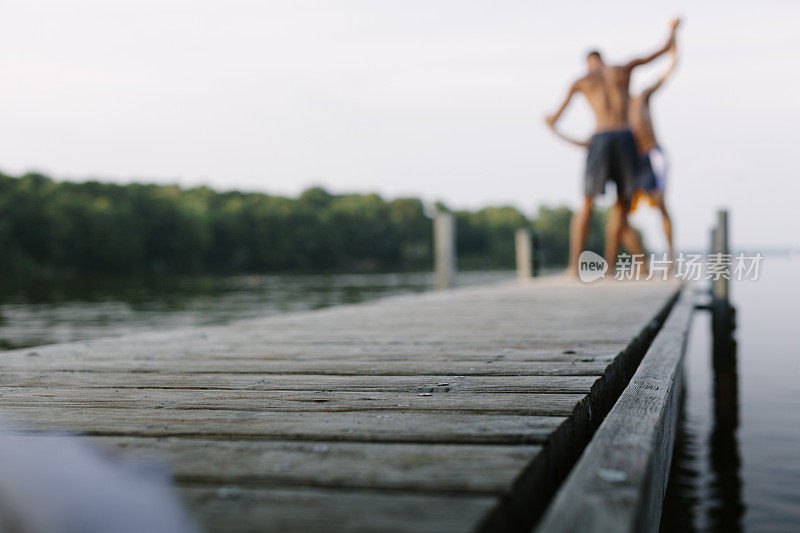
[620,191,646,257]
[567,195,594,275]
[619,218,649,276]
[604,196,630,270]
[620,221,645,256]
[611,130,643,274]
[652,191,674,263]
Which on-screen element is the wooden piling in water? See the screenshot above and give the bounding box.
[712,209,730,303]
[711,208,736,367]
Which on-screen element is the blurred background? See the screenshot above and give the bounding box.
[0,1,797,253]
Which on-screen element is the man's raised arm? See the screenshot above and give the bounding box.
[625,17,681,70]
[642,42,678,99]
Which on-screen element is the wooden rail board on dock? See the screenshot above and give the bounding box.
[537,289,694,533]
[0,277,682,532]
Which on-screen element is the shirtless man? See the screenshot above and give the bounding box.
[629,42,678,264]
[545,17,681,276]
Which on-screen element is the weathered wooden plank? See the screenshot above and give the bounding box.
[6,346,625,363]
[179,486,497,533]
[0,388,585,416]
[27,331,646,348]
[0,373,599,394]
[4,407,567,444]
[87,436,542,494]
[0,359,611,376]
[535,288,694,533]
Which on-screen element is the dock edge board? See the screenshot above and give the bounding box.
[476,285,685,532]
[534,286,693,533]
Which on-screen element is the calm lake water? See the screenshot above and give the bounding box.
[0,270,515,350]
[661,254,800,532]
[1,260,797,531]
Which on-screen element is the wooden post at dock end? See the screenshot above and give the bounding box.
[433,212,456,290]
[515,229,533,281]
[708,209,741,509]
[711,208,735,366]
[712,209,729,303]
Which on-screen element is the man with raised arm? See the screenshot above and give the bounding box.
[629,41,679,264]
[545,17,681,276]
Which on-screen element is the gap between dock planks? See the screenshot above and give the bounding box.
[0,277,682,532]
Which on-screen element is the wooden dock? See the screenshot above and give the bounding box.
[0,276,690,532]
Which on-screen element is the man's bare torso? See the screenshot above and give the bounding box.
[576,65,632,133]
[628,95,659,154]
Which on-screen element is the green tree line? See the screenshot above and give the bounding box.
[0,172,608,277]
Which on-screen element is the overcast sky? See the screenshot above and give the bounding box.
[1,0,798,250]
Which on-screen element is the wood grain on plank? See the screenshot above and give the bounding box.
[4,407,567,443]
[0,388,585,416]
[5,346,625,363]
[87,436,543,494]
[0,359,611,376]
[0,373,599,393]
[180,486,498,533]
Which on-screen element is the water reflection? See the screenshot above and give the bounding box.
[661,302,745,532]
[708,323,744,532]
[660,394,701,532]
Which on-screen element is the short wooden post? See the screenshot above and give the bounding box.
[515,229,533,281]
[433,212,456,290]
[712,210,729,303]
[710,209,735,366]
